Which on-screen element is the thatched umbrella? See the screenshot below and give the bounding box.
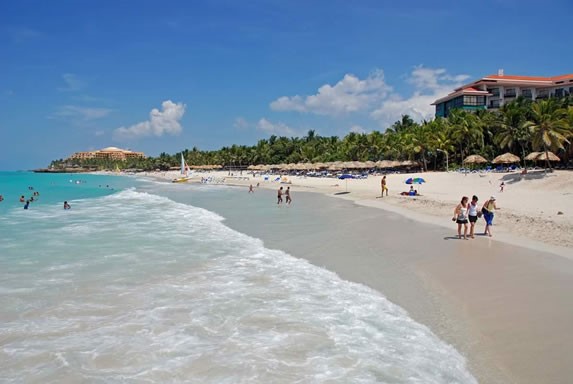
[364,160,376,169]
[400,160,417,167]
[376,160,394,169]
[524,152,541,161]
[492,153,520,164]
[463,155,488,164]
[536,151,560,162]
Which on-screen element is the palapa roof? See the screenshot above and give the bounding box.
[463,155,488,164]
[535,151,560,162]
[492,152,521,164]
[524,152,542,161]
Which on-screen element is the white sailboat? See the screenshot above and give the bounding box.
[172,154,192,183]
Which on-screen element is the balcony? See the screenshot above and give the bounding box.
[504,92,516,98]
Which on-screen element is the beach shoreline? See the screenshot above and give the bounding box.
[128,170,573,383]
[132,169,573,258]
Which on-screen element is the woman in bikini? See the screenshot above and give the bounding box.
[453,196,470,240]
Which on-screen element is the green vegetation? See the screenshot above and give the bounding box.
[51,97,573,172]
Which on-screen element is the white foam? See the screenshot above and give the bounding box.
[0,189,477,383]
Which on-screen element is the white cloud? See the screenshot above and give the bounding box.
[350,125,366,134]
[51,105,112,121]
[233,117,249,130]
[94,130,105,136]
[257,118,295,136]
[269,66,469,128]
[270,70,391,116]
[371,66,469,126]
[113,100,186,141]
[58,73,85,92]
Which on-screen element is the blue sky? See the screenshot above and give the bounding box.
[1,0,572,170]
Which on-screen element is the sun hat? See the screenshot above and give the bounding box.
[490,195,496,200]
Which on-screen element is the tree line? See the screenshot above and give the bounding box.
[52,97,573,172]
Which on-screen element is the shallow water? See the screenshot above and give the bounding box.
[0,174,477,383]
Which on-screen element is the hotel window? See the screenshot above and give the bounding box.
[521,89,532,98]
[537,89,549,98]
[554,88,564,97]
[569,87,573,95]
[504,88,516,97]
[489,88,500,97]
[463,95,485,106]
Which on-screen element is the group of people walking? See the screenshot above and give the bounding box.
[453,195,500,240]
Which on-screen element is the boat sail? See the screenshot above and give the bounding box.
[172,154,192,183]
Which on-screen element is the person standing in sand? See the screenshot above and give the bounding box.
[468,195,479,239]
[277,186,283,205]
[453,196,470,240]
[482,196,500,237]
[285,186,292,205]
[380,175,388,197]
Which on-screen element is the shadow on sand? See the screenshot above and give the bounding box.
[501,170,553,185]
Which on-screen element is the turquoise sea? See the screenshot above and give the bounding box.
[0,172,477,383]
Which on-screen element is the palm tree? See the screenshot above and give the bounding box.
[523,99,571,169]
[448,109,483,163]
[494,102,531,166]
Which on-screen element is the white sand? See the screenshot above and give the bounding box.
[146,169,573,255]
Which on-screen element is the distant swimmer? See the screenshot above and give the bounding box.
[24,200,30,210]
[19,195,25,203]
[64,201,71,210]
[0,195,4,202]
[30,196,35,202]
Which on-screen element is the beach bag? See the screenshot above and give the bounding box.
[477,211,483,218]
[481,207,488,215]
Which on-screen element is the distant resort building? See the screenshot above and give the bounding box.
[432,70,573,117]
[69,147,145,161]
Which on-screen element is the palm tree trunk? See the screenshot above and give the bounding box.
[544,145,551,170]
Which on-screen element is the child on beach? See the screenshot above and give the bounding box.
[453,196,470,240]
[500,181,505,192]
[248,184,254,193]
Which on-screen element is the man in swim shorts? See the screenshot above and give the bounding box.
[381,175,388,197]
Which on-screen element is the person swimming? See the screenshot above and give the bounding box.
[19,195,25,203]
[24,200,30,210]
[64,201,71,210]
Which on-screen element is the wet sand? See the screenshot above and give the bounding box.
[178,186,573,384]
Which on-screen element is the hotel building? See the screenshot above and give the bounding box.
[432,70,573,117]
[69,147,145,161]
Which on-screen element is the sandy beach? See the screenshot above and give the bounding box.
[133,169,573,383]
[151,169,573,255]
